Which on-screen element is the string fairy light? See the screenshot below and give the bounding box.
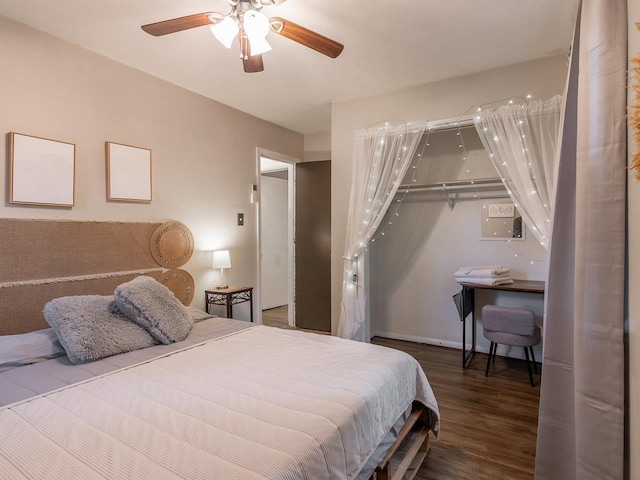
[370,120,486,245]
[369,126,483,245]
[505,239,545,265]
[368,129,432,245]
[366,93,541,253]
[456,122,478,177]
[480,92,547,264]
[465,94,535,116]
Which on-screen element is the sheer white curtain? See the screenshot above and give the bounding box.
[337,122,426,341]
[476,96,562,249]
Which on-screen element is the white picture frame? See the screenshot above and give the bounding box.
[480,199,526,241]
[106,141,152,203]
[9,132,76,207]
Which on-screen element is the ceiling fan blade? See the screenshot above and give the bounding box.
[141,12,221,36]
[243,54,264,73]
[270,17,343,58]
[239,31,264,73]
[260,0,288,5]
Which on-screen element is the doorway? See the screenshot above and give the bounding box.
[256,150,332,332]
[257,150,296,328]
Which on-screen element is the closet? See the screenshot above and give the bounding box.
[368,124,546,359]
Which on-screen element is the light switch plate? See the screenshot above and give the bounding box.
[237,213,244,226]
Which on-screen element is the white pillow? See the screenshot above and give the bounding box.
[0,328,66,372]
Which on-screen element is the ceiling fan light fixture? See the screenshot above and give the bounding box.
[142,0,345,72]
[243,10,272,55]
[248,36,272,56]
[210,15,240,49]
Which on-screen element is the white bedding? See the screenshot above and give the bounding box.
[0,324,439,480]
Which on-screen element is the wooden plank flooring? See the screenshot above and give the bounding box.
[261,305,294,329]
[261,309,540,479]
[262,306,329,334]
[373,337,540,480]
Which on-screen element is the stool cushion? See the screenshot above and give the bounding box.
[482,305,536,337]
[483,326,541,347]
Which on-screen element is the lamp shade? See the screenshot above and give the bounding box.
[212,250,231,269]
[243,10,272,55]
[247,35,272,56]
[210,16,239,49]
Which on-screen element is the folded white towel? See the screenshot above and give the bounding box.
[457,265,511,274]
[455,275,514,286]
[455,265,511,278]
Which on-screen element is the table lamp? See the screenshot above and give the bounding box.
[212,249,231,289]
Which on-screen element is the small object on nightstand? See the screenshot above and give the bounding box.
[205,286,253,322]
[212,249,231,288]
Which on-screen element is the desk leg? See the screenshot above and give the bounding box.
[462,312,467,369]
[462,286,476,369]
[472,308,476,356]
[249,292,253,323]
[226,294,233,319]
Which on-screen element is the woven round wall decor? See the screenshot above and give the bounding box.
[157,269,195,306]
[150,221,194,268]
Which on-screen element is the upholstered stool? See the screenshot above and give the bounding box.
[482,305,541,386]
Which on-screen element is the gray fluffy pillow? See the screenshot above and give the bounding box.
[114,276,193,344]
[43,295,158,364]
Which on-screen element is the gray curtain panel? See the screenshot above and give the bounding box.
[535,1,627,479]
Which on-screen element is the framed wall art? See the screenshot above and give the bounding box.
[480,199,525,240]
[9,132,76,207]
[106,141,152,203]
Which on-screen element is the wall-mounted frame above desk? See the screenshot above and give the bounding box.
[456,279,545,369]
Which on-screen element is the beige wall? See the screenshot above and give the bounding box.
[303,130,331,162]
[628,2,639,477]
[0,16,303,318]
[331,55,568,334]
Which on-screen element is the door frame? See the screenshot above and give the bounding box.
[256,148,299,327]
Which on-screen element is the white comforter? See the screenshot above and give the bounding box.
[0,325,439,480]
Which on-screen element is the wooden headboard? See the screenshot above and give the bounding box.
[0,219,163,335]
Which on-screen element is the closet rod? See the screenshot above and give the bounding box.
[399,189,510,210]
[399,177,504,192]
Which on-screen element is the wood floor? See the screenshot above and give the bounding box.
[261,305,294,329]
[261,308,540,479]
[373,337,540,480]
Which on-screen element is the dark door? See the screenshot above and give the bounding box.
[295,161,331,331]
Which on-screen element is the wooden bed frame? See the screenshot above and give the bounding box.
[1,218,434,478]
[373,402,432,480]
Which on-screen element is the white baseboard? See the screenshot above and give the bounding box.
[372,331,466,350]
[372,330,539,361]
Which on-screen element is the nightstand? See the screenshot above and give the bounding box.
[205,286,253,322]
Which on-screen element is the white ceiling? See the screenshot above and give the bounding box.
[0,0,578,134]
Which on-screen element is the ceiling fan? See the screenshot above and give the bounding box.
[141,0,344,73]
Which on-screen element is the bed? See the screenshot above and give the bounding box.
[0,219,440,480]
